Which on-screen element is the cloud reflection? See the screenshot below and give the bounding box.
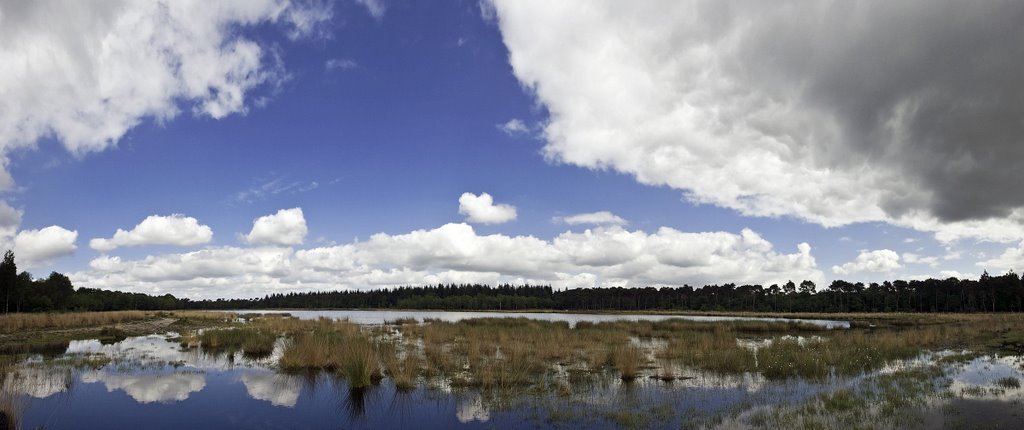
[81,370,206,404]
[240,371,302,407]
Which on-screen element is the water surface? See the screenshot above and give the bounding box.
[230,309,851,329]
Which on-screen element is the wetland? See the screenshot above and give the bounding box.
[1,310,1023,429]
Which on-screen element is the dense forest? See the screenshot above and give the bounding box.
[2,250,1023,314]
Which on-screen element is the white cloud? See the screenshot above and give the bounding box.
[72,222,823,299]
[0,0,330,189]
[458,192,517,225]
[0,200,23,240]
[13,226,78,265]
[244,208,308,246]
[90,214,213,252]
[901,253,939,267]
[553,211,627,227]
[354,0,386,19]
[938,270,977,280]
[325,58,358,71]
[488,0,1024,243]
[497,118,529,136]
[832,250,901,275]
[977,242,1024,273]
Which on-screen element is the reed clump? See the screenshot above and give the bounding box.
[609,345,644,381]
[379,341,418,391]
[199,328,277,357]
[273,317,382,389]
[279,330,346,370]
[341,338,381,389]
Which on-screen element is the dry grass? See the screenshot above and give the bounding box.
[379,341,418,391]
[0,310,236,334]
[198,328,278,357]
[609,345,644,381]
[274,318,382,388]
[0,311,149,333]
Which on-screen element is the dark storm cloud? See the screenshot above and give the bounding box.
[731,0,1024,222]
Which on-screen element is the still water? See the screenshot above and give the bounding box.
[5,333,841,429]
[4,315,1022,429]
[229,309,851,329]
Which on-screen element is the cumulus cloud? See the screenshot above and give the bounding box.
[832,250,901,275]
[497,118,529,136]
[0,200,23,239]
[13,226,78,265]
[72,222,823,299]
[0,0,330,188]
[489,0,1024,242]
[244,208,308,246]
[901,253,939,268]
[938,270,977,280]
[553,211,627,227]
[977,242,1024,273]
[458,193,517,224]
[90,214,213,252]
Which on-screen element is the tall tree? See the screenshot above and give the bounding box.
[0,250,16,314]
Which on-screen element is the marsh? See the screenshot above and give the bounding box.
[1,311,1023,429]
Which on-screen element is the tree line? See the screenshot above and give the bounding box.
[0,251,179,313]
[2,249,1023,313]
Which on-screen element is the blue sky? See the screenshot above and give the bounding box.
[2,0,1021,298]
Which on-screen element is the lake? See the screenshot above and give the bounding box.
[228,309,852,329]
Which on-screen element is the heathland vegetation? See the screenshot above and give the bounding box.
[2,249,1024,314]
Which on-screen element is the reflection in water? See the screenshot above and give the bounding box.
[81,369,206,404]
[5,331,1024,429]
[948,355,1024,400]
[65,335,280,370]
[240,371,302,407]
[455,393,490,423]
[2,366,72,399]
[341,386,371,420]
[237,309,851,328]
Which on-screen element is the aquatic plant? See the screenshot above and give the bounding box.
[199,328,277,357]
[609,345,644,381]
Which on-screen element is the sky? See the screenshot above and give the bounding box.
[2,0,1023,299]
